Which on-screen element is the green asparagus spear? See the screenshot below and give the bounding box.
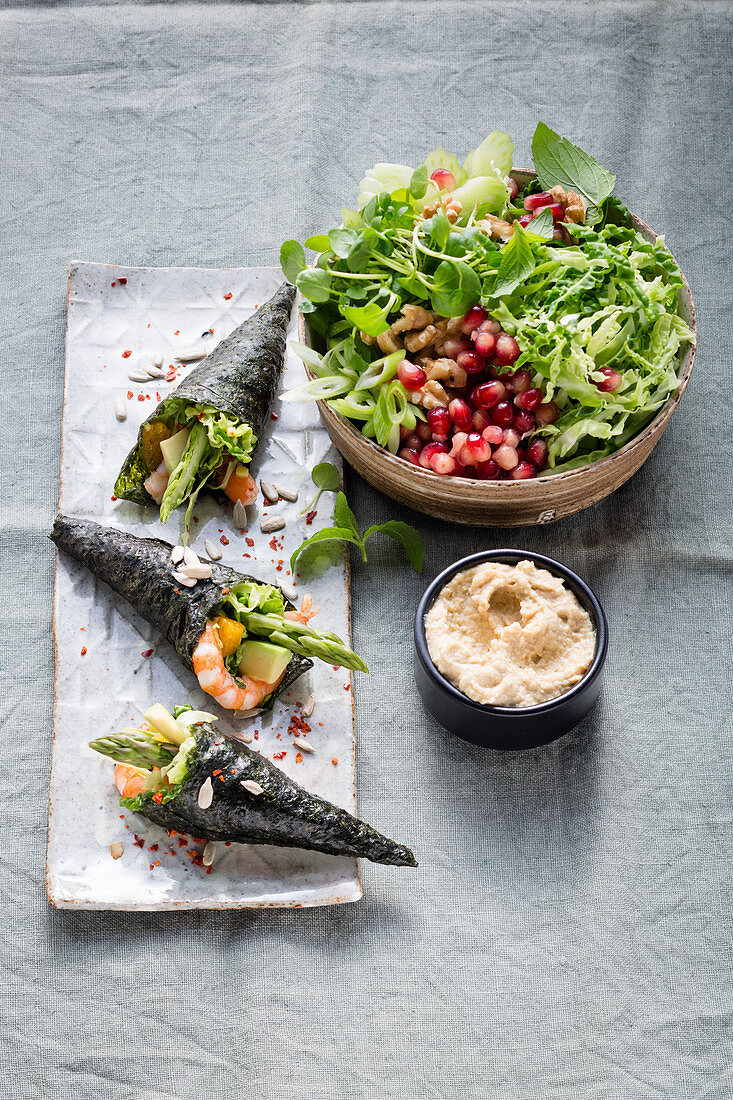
[240,610,369,673]
[89,730,178,770]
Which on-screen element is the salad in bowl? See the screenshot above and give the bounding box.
[280,124,694,483]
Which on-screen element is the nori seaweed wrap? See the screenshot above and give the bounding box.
[90,709,416,867]
[114,282,296,526]
[51,515,366,711]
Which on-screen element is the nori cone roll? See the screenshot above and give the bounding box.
[112,722,417,867]
[114,282,296,506]
[50,515,311,709]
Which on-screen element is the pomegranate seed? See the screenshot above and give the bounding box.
[430,452,457,475]
[507,178,519,202]
[427,406,451,439]
[517,214,534,228]
[549,204,565,222]
[491,401,515,428]
[441,337,471,359]
[430,168,456,192]
[506,368,531,394]
[397,361,427,391]
[449,432,468,458]
[473,330,496,357]
[415,421,433,442]
[476,458,500,480]
[419,441,448,468]
[460,432,492,466]
[495,335,520,365]
[510,460,537,480]
[526,439,549,469]
[404,432,422,452]
[399,425,412,442]
[595,367,623,392]
[535,400,560,426]
[461,306,488,335]
[503,428,521,449]
[481,424,504,446]
[514,387,543,411]
[470,410,489,432]
[456,350,485,374]
[494,443,519,471]
[448,398,473,432]
[398,447,420,466]
[553,227,565,240]
[523,191,554,212]
[472,380,506,410]
[513,409,536,434]
[488,321,502,334]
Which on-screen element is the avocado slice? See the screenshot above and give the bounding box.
[160,427,191,474]
[238,640,291,684]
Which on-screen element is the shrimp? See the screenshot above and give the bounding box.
[144,461,169,506]
[114,764,149,799]
[192,623,286,710]
[283,594,319,625]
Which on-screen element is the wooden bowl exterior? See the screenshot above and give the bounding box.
[297,174,696,526]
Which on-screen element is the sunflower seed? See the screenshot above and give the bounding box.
[241,780,264,796]
[152,352,164,368]
[259,480,279,503]
[273,484,298,503]
[232,500,248,530]
[260,516,285,534]
[293,736,315,754]
[170,545,185,564]
[183,546,199,568]
[128,368,152,382]
[172,570,197,587]
[204,539,222,561]
[239,733,253,744]
[114,396,127,421]
[197,777,213,809]
[279,579,297,602]
[234,706,261,720]
[109,841,124,860]
[179,562,212,580]
[174,345,206,363]
[145,365,165,380]
[202,841,216,867]
[301,694,315,718]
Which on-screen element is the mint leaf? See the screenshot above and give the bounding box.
[490,223,536,298]
[290,527,363,572]
[296,267,331,303]
[333,491,360,537]
[280,240,306,283]
[523,205,554,241]
[363,520,425,573]
[532,122,615,225]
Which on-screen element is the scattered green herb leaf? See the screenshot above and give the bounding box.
[291,492,425,572]
[532,122,615,225]
[299,461,341,514]
[490,222,536,298]
[280,240,306,283]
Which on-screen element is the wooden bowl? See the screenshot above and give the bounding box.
[297,172,696,526]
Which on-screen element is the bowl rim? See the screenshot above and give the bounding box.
[413,549,609,715]
[299,169,697,489]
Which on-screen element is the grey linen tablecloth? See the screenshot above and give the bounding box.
[1,2,731,1096]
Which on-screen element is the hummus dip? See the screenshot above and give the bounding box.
[424,560,596,708]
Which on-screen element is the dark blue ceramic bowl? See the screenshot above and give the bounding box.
[414,550,608,750]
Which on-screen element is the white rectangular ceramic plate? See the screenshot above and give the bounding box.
[48,262,361,909]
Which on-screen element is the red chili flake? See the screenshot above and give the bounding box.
[245,537,254,547]
[173,587,180,594]
[127,390,133,399]
[272,751,287,760]
[149,864,154,870]
[332,665,339,671]
[344,683,351,691]
[270,412,278,421]
[154,860,161,866]
[166,370,176,382]
[230,769,237,775]
[133,835,145,848]
[220,535,229,546]
[178,837,188,847]
[156,391,161,402]
[111,281,117,287]
[119,814,124,819]
[206,865,213,874]
[331,757,339,765]
[212,770,222,777]
[152,792,163,804]
[243,553,251,558]
[306,510,317,525]
[137,394,145,402]
[141,648,153,658]
[122,350,132,358]
[174,330,180,336]
[118,277,127,285]
[80,646,87,656]
[224,842,231,847]
[295,752,303,764]
[149,843,159,852]
[111,494,117,502]
[268,537,278,551]
[275,565,282,572]
[145,393,151,400]
[209,328,214,334]
[253,732,259,740]
[193,515,199,523]
[223,292,232,301]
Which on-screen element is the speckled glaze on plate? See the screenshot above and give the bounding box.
[49,262,361,910]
